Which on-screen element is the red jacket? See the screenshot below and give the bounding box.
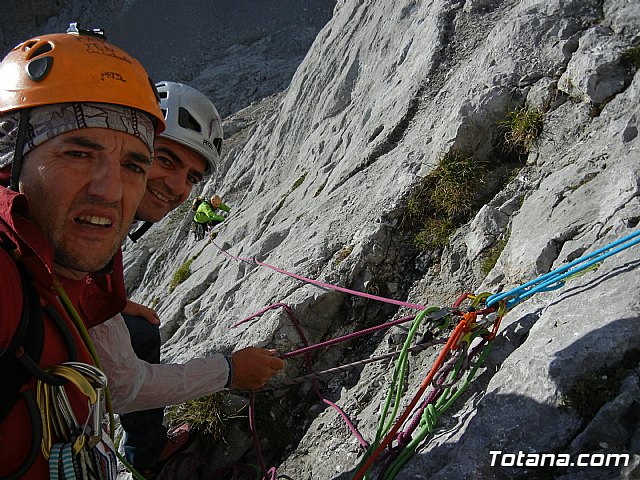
[0,183,127,478]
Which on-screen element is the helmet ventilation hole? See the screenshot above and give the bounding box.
[178,107,202,133]
[26,57,53,81]
[25,42,53,60]
[213,138,223,155]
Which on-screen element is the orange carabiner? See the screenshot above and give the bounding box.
[449,311,477,350]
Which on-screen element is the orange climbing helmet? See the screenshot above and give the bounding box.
[0,23,165,132]
[210,195,222,209]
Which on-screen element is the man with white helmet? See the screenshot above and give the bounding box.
[90,81,284,477]
[128,81,223,239]
[118,79,223,474]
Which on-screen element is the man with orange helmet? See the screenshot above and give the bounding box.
[0,25,165,479]
[191,193,231,240]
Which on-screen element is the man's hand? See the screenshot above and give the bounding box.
[123,299,160,325]
[230,347,285,390]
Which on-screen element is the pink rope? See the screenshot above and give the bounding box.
[213,242,429,470]
[254,257,426,309]
[212,242,427,311]
[280,315,416,360]
[233,303,290,328]
[234,302,370,450]
[248,393,267,475]
[321,396,368,448]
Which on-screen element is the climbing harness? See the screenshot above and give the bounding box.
[0,254,119,480]
[209,227,639,480]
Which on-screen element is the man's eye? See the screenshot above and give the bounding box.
[65,150,90,158]
[125,163,146,174]
[155,155,172,167]
[187,175,201,185]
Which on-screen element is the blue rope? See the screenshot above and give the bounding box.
[486,229,640,310]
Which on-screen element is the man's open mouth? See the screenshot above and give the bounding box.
[76,215,112,227]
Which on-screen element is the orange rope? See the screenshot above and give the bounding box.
[351,311,477,480]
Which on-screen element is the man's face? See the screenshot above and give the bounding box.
[136,136,207,222]
[19,128,151,279]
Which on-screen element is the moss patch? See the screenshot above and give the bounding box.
[481,233,509,275]
[622,46,640,70]
[561,348,640,419]
[334,245,354,265]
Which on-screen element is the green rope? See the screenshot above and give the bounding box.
[377,308,439,438]
[384,340,494,478]
[362,307,440,479]
[362,293,498,479]
[360,306,444,480]
[53,278,152,478]
[115,450,147,480]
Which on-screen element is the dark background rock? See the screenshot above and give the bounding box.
[1,0,336,116]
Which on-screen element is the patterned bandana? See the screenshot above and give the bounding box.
[0,103,155,168]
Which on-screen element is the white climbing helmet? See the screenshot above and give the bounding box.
[156,81,223,174]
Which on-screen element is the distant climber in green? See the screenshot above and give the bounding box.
[191,194,230,240]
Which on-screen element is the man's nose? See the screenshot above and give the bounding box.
[164,169,187,197]
[87,158,123,203]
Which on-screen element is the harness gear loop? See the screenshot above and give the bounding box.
[36,363,106,460]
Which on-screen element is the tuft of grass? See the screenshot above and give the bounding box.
[314,180,327,197]
[168,244,209,293]
[166,392,242,444]
[149,297,160,310]
[414,218,455,250]
[561,349,640,419]
[406,149,486,251]
[334,245,354,265]
[291,172,307,191]
[169,258,194,293]
[276,172,308,212]
[622,46,640,70]
[569,172,598,192]
[501,107,544,153]
[481,234,509,275]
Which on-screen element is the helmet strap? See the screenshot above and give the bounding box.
[128,221,154,243]
[10,108,33,192]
